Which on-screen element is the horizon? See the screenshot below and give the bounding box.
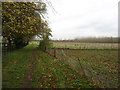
[35,36,119,40]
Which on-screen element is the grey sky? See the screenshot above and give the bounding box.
[47,0,119,40]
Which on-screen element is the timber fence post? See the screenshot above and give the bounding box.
[54,48,56,58]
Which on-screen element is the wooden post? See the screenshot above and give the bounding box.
[2,43,6,55]
[54,48,56,58]
[65,44,67,48]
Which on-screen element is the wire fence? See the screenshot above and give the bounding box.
[46,48,118,88]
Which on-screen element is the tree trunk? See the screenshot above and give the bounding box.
[8,37,12,51]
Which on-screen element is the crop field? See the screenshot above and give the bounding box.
[63,49,119,88]
[52,41,118,49]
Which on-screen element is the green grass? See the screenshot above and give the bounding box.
[2,44,34,88]
[2,42,98,88]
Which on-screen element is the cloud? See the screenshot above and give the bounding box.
[48,0,119,39]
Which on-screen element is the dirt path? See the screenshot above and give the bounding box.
[23,49,36,88]
[23,47,58,88]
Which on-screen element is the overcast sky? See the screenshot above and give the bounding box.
[46,0,119,40]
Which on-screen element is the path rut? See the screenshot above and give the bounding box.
[23,49,36,88]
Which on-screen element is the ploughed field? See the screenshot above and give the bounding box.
[63,49,119,88]
[52,41,118,49]
[51,41,119,87]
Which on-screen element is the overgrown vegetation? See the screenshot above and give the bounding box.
[38,27,52,51]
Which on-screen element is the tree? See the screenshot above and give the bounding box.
[2,2,47,49]
[38,22,52,51]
